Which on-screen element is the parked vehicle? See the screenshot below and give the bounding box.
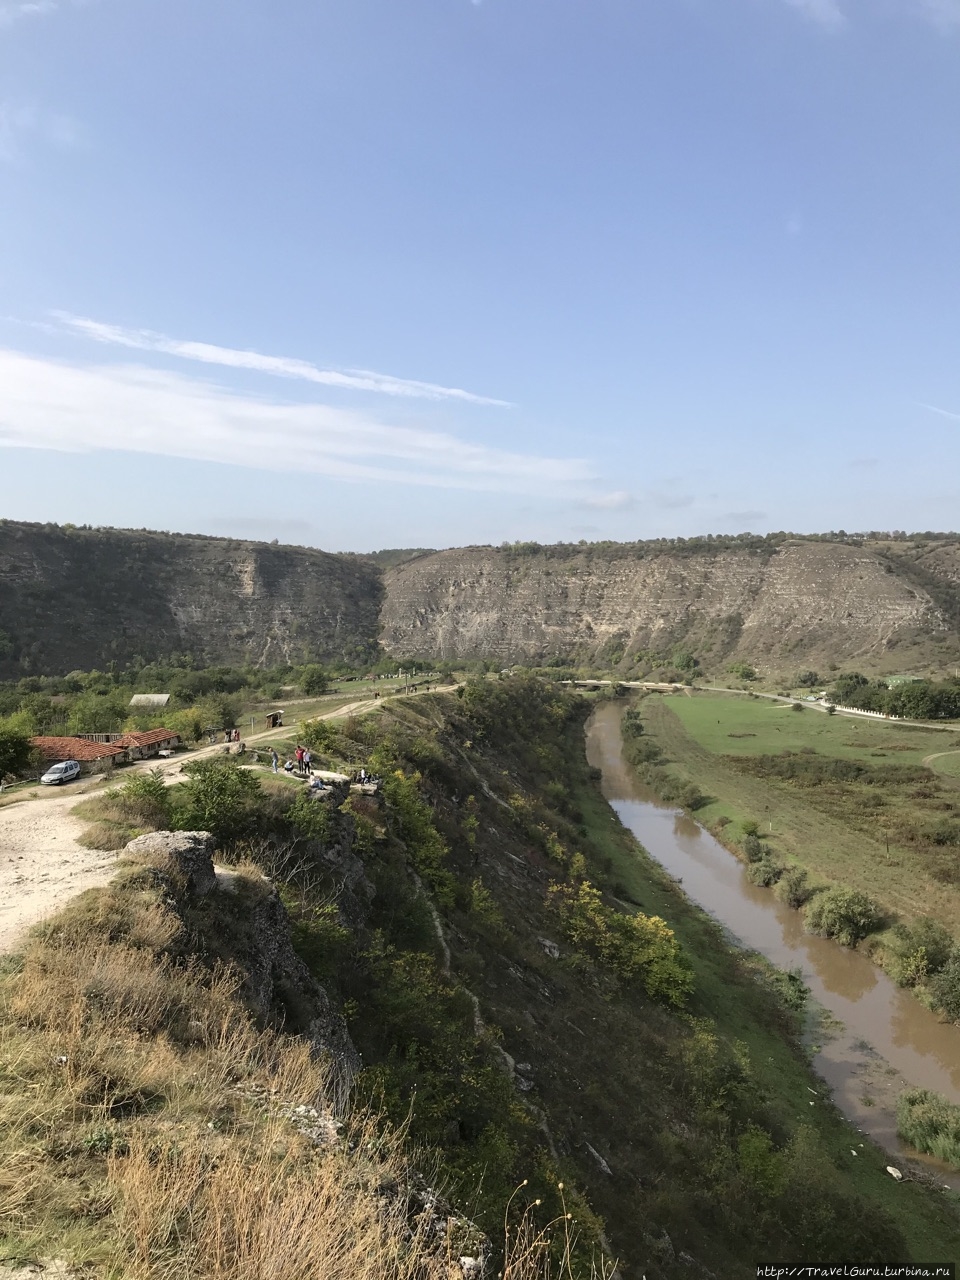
[40,760,81,786]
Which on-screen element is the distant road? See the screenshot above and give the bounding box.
[569,679,960,734]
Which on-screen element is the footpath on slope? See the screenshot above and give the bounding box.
[0,687,456,954]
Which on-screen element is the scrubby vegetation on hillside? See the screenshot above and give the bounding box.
[3,677,958,1274]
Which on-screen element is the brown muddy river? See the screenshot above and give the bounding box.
[586,701,960,1185]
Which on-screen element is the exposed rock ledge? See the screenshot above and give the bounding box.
[124,830,359,1076]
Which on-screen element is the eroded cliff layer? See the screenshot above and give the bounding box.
[0,521,383,675]
[380,540,958,666]
[3,521,960,675]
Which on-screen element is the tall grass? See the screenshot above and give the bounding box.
[897,1088,960,1169]
[0,874,606,1278]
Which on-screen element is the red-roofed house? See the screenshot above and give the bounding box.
[31,736,130,773]
[116,729,181,760]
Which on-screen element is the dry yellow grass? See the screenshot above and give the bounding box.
[0,872,611,1279]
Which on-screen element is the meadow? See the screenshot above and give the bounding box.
[635,692,960,938]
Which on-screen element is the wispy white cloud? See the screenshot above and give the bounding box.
[916,0,960,29]
[0,102,84,162]
[583,490,635,510]
[0,0,95,26]
[0,0,57,26]
[0,349,594,495]
[782,0,845,27]
[920,402,960,421]
[52,313,511,407]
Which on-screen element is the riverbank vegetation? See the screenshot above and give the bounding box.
[897,1090,960,1171]
[3,677,959,1272]
[621,691,960,1014]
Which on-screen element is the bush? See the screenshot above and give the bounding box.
[775,867,813,909]
[746,856,784,888]
[0,726,33,780]
[120,771,173,827]
[741,819,760,837]
[889,917,954,987]
[728,663,757,682]
[804,886,882,947]
[764,965,810,1013]
[741,834,764,863]
[299,664,329,696]
[548,879,693,1006]
[897,1088,960,1169]
[178,758,262,842]
[929,951,960,1022]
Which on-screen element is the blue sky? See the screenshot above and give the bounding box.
[1,0,958,551]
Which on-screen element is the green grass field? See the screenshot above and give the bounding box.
[635,692,960,938]
[669,693,953,765]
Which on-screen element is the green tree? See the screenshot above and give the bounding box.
[179,759,261,841]
[0,727,33,780]
[299,664,329,696]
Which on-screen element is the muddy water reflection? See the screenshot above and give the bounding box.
[586,701,960,1180]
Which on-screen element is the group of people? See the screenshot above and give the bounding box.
[267,745,314,775]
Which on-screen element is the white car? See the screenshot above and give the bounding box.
[40,760,81,786]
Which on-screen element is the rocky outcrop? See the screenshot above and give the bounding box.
[125,830,218,896]
[123,828,359,1075]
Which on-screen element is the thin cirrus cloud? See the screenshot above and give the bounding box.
[0,104,84,163]
[920,402,960,421]
[782,0,845,28]
[0,348,596,496]
[919,0,960,28]
[52,313,512,408]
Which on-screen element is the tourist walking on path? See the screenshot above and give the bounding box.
[303,749,312,775]
[271,749,279,774]
[295,745,304,775]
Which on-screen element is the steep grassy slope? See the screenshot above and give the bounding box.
[5,681,957,1276]
[289,681,960,1273]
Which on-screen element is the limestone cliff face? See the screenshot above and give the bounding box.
[2,521,958,675]
[380,541,949,665]
[0,521,382,675]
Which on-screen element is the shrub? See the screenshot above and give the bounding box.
[775,867,813,909]
[300,718,337,753]
[746,856,784,888]
[889,917,954,988]
[287,788,332,844]
[929,951,960,1022]
[764,965,810,1013]
[804,887,882,947]
[728,662,757,681]
[741,819,760,837]
[178,758,262,842]
[741,834,764,863]
[0,726,33,780]
[897,1088,960,1169]
[120,770,173,827]
[548,879,693,1006]
[382,770,454,905]
[299,664,329,696]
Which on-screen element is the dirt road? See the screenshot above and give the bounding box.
[0,687,454,954]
